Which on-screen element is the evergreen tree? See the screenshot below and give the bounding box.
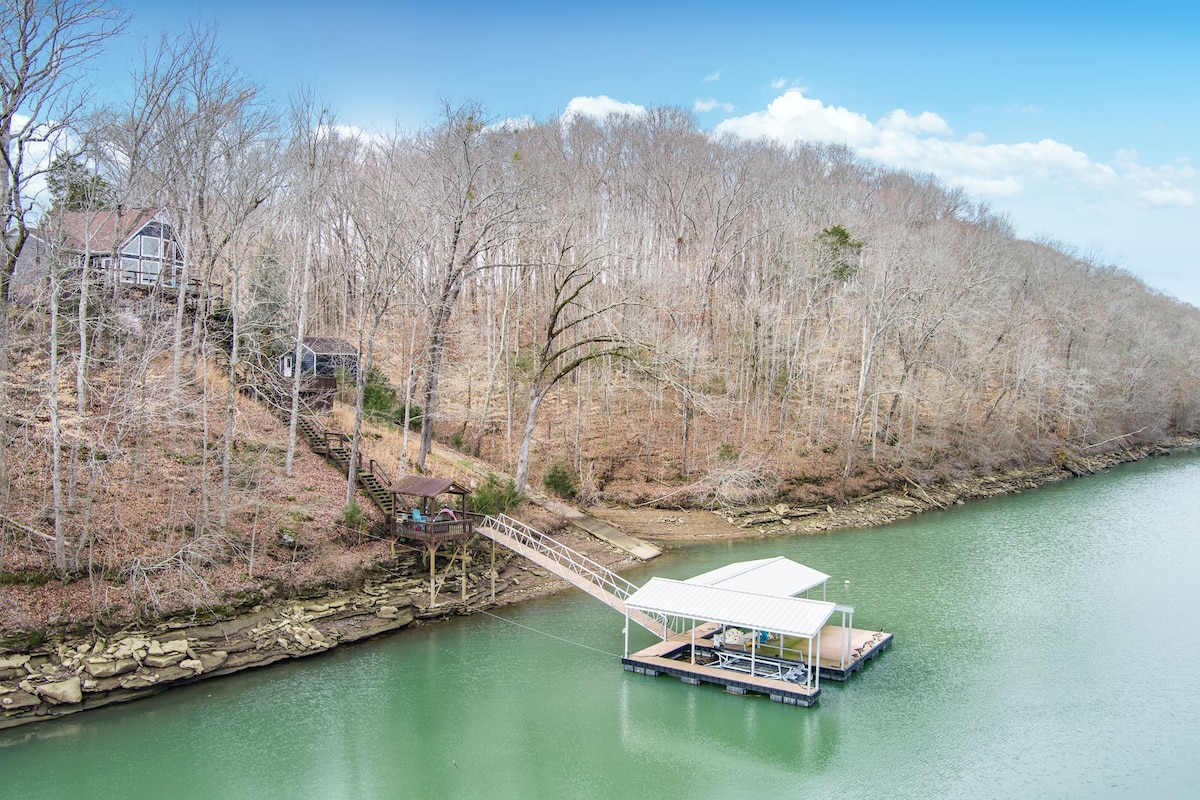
[45,153,114,215]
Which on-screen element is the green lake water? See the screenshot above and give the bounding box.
[3,451,1199,798]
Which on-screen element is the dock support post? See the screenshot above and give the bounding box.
[490,538,497,602]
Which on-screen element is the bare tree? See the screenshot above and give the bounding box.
[0,0,125,306]
[336,132,424,507]
[0,0,124,497]
[281,91,339,476]
[513,225,629,494]
[412,101,531,471]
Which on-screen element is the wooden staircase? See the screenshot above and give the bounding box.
[357,463,394,518]
[297,417,326,454]
[290,414,395,519]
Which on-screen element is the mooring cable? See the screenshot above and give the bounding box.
[465,604,622,658]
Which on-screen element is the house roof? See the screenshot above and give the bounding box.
[625,577,836,639]
[685,557,829,597]
[389,476,470,498]
[302,336,357,356]
[54,208,160,253]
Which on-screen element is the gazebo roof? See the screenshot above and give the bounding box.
[389,475,469,498]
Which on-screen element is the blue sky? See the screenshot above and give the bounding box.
[102,0,1200,307]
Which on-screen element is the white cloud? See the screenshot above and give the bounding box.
[492,115,537,131]
[10,113,70,216]
[878,109,953,136]
[770,78,789,90]
[1138,184,1195,207]
[563,95,648,123]
[694,98,735,113]
[715,89,878,147]
[704,69,723,83]
[709,87,1200,305]
[712,88,1195,211]
[1004,104,1042,114]
[317,123,389,146]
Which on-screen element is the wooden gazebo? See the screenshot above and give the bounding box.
[388,475,475,607]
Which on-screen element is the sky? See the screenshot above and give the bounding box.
[97,0,1200,307]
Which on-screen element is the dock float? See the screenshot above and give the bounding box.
[620,558,893,707]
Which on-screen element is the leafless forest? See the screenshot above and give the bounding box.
[2,7,1198,628]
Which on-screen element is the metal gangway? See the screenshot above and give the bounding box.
[477,513,676,637]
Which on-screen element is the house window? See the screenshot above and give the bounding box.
[141,257,161,284]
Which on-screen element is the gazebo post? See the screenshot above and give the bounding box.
[428,544,437,608]
[490,538,497,602]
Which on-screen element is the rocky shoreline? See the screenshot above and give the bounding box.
[615,442,1192,540]
[3,440,1193,730]
[0,578,420,730]
[0,549,602,731]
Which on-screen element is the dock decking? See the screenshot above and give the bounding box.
[622,623,892,706]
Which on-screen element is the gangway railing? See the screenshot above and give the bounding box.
[479,513,675,636]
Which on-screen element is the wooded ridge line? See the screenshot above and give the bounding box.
[1,5,1198,642]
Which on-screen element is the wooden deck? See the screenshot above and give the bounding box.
[815,625,892,681]
[623,622,892,706]
[719,625,893,681]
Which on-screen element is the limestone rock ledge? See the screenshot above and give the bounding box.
[1,583,419,730]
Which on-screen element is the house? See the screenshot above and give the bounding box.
[274,336,359,413]
[279,336,359,382]
[63,208,185,289]
[11,208,187,299]
[8,229,52,304]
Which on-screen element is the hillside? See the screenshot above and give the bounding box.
[4,104,1200,645]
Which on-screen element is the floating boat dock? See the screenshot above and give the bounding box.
[623,622,892,705]
[471,518,892,708]
[620,558,893,706]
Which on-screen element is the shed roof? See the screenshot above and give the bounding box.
[625,577,836,639]
[685,556,829,597]
[389,475,469,498]
[302,336,357,355]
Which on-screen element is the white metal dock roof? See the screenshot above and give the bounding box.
[625,577,837,639]
[685,556,830,596]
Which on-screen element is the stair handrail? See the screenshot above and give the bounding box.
[367,458,393,490]
[484,512,639,602]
